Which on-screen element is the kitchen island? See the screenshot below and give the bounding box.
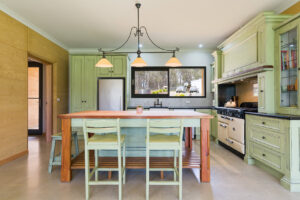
[58,110,213,183]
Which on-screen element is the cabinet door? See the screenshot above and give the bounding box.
[97,55,113,77]
[211,110,218,138]
[83,56,97,111]
[70,56,84,112]
[112,56,127,77]
[258,73,265,111]
[218,122,229,144]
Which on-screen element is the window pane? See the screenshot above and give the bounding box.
[134,71,168,95]
[169,68,205,97]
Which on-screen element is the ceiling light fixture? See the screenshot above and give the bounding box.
[95,2,181,67]
[198,44,204,48]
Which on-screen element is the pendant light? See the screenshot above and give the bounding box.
[165,51,182,67]
[95,53,113,68]
[96,2,182,67]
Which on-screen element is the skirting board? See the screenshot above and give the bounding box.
[0,150,28,166]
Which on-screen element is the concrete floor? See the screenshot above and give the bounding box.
[0,136,299,200]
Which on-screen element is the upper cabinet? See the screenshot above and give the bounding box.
[70,55,127,113]
[275,14,300,115]
[218,12,290,78]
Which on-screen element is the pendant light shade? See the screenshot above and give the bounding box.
[95,57,113,68]
[131,56,147,67]
[165,52,182,67]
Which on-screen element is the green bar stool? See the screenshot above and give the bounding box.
[146,119,184,200]
[48,131,79,174]
[83,119,126,200]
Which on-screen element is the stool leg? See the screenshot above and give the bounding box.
[179,149,182,200]
[118,147,122,200]
[122,143,126,184]
[174,150,177,181]
[74,133,79,156]
[95,150,98,181]
[146,148,149,200]
[48,138,56,174]
[85,149,90,200]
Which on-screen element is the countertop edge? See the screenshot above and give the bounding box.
[245,112,300,120]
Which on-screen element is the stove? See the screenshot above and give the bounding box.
[216,102,257,156]
[217,102,258,119]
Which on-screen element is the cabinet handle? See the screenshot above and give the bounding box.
[260,90,264,93]
[262,153,266,157]
[262,136,266,139]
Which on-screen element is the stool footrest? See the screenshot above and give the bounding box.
[149,181,180,186]
[89,181,119,186]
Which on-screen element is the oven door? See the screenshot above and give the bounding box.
[228,117,245,144]
[218,121,229,145]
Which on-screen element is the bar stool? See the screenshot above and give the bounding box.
[146,119,184,200]
[83,119,126,200]
[48,132,79,173]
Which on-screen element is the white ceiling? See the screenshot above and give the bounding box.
[0,0,297,50]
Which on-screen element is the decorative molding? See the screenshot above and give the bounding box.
[274,0,299,14]
[0,2,68,50]
[0,150,28,166]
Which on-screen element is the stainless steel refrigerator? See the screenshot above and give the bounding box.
[98,78,124,111]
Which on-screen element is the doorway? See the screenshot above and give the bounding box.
[28,61,43,135]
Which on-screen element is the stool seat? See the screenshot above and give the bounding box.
[89,134,125,144]
[150,134,179,143]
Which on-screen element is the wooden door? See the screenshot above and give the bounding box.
[83,56,97,111]
[70,56,84,112]
[258,73,265,111]
[112,56,126,77]
[98,56,113,77]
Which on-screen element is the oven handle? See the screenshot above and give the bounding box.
[219,123,228,128]
[221,115,233,121]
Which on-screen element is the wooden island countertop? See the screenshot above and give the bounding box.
[58,110,213,184]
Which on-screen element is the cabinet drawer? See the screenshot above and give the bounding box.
[249,142,285,172]
[247,115,285,133]
[249,126,285,153]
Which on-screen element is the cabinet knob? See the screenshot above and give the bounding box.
[232,127,236,131]
[262,122,265,125]
[262,136,266,139]
[262,153,266,157]
[260,90,264,92]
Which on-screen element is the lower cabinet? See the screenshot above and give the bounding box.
[195,109,218,140]
[245,114,300,192]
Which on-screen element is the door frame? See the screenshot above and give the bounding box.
[97,77,126,110]
[28,61,43,135]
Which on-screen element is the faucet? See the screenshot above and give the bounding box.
[154,98,162,107]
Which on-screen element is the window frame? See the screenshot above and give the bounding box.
[131,66,206,98]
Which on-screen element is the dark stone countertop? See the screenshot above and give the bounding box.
[245,112,300,120]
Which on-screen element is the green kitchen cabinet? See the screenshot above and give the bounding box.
[245,114,300,192]
[96,55,113,77]
[274,13,300,115]
[70,55,127,113]
[258,71,275,113]
[95,55,127,77]
[70,56,97,112]
[195,109,217,141]
[211,50,222,107]
[218,12,290,78]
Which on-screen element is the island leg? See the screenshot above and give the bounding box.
[61,118,72,182]
[200,119,210,182]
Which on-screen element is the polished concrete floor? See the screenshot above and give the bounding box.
[0,136,299,200]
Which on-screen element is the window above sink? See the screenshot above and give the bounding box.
[131,67,206,98]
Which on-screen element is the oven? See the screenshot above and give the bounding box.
[216,102,257,156]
